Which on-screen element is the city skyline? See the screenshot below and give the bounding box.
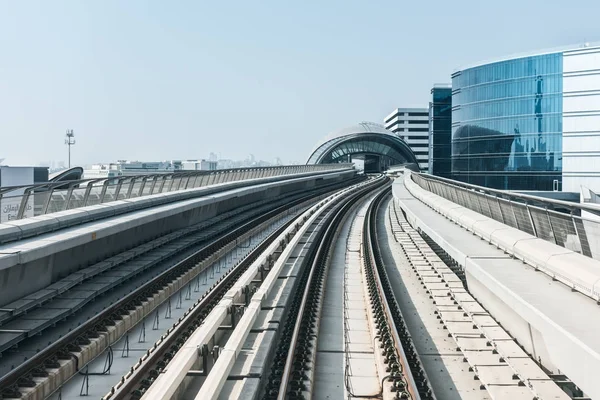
[1,1,599,167]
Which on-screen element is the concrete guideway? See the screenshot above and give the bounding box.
[48,212,293,399]
[395,172,600,399]
[0,168,354,307]
[312,191,391,399]
[109,177,381,399]
[0,174,358,400]
[0,190,321,374]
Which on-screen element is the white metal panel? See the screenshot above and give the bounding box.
[563,135,600,152]
[562,154,600,173]
[563,114,600,132]
[563,73,600,93]
[564,177,593,193]
[563,94,600,112]
[563,49,600,73]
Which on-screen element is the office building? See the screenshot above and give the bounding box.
[384,108,430,171]
[428,84,452,178]
[452,43,600,192]
[181,160,217,171]
[83,160,217,179]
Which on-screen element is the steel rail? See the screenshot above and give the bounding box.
[0,179,358,396]
[364,187,436,399]
[364,187,420,399]
[137,177,374,400]
[275,176,389,399]
[106,206,297,399]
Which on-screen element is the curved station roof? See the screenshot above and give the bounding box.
[49,166,84,182]
[307,122,419,166]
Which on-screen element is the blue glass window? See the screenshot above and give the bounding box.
[451,53,563,190]
[429,87,452,178]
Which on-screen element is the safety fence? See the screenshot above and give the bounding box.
[0,164,352,223]
[411,173,600,260]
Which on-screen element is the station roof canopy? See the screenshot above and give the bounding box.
[306,122,419,166]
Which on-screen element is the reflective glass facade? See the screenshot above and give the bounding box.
[429,87,452,178]
[451,53,563,190]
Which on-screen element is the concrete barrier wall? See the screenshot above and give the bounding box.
[0,170,354,306]
[0,168,353,245]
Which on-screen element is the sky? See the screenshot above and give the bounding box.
[1,0,599,167]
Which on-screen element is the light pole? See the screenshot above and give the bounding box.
[65,129,76,168]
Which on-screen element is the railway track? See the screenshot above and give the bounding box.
[28,170,579,400]
[115,175,387,399]
[272,183,433,399]
[127,174,430,399]
[38,172,564,400]
[0,178,358,400]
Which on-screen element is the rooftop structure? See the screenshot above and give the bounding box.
[307,122,419,173]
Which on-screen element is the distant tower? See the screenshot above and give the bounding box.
[64,129,76,168]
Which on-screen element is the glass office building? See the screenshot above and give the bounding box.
[452,53,564,190]
[429,85,452,178]
[384,108,430,172]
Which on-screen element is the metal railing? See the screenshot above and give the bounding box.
[0,164,352,223]
[411,172,600,260]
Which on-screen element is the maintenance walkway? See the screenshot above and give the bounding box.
[393,173,600,399]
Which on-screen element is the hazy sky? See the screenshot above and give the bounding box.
[1,1,598,166]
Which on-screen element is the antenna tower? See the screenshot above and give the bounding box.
[65,129,76,168]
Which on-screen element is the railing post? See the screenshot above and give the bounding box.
[114,178,125,201]
[509,201,519,230]
[63,183,77,211]
[483,195,494,218]
[545,208,557,244]
[16,188,33,220]
[99,180,110,204]
[191,174,200,188]
[572,213,591,257]
[42,187,56,215]
[83,181,96,206]
[158,176,167,193]
[496,197,506,225]
[199,173,208,187]
[525,204,538,238]
[126,178,137,199]
[167,175,176,192]
[149,176,159,194]
[179,174,189,190]
[138,177,148,197]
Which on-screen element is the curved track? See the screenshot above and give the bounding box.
[0,179,358,399]
[123,176,386,400]
[271,181,434,399]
